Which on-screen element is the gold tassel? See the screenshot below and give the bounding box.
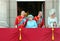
[52,28,54,41]
[19,28,22,40]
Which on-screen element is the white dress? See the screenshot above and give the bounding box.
[48,17,57,28]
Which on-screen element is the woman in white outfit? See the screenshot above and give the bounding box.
[48,9,57,28]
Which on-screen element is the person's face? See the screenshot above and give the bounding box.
[53,22,57,27]
[38,11,42,17]
[29,17,33,20]
[51,13,55,18]
[21,11,25,16]
[54,23,56,25]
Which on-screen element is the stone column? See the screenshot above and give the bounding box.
[59,0,60,25]
[45,0,53,27]
[53,0,59,25]
[0,0,9,27]
[10,0,17,27]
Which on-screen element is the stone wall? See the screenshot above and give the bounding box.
[59,0,60,25]
[9,0,17,27]
[0,0,60,28]
[45,0,53,26]
[0,0,9,27]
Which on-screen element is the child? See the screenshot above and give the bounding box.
[53,22,57,28]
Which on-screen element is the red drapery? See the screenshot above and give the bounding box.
[22,28,52,41]
[0,28,19,41]
[0,28,60,41]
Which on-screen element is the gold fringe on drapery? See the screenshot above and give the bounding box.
[19,28,22,40]
[52,28,54,41]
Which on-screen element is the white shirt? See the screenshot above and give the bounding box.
[48,17,57,28]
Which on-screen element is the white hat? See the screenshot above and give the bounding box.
[49,9,56,16]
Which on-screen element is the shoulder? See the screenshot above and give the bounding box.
[16,16,20,18]
[34,16,38,18]
[34,16,38,20]
[54,17,57,21]
[48,17,51,20]
[48,17,50,19]
[33,20,36,22]
[23,18,26,21]
[55,17,57,19]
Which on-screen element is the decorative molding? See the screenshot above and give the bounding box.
[16,0,45,1]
